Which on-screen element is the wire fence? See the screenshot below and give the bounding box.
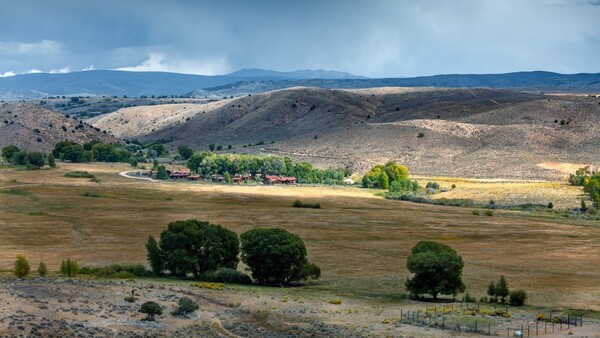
[395,303,584,336]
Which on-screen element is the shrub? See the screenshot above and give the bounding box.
[462,292,476,302]
[548,202,553,209]
[37,262,48,277]
[472,210,480,215]
[14,255,30,278]
[417,132,425,138]
[171,297,199,316]
[426,182,440,190]
[60,258,79,277]
[64,171,95,179]
[509,289,527,306]
[484,210,494,216]
[79,264,151,278]
[124,289,138,303]
[201,268,252,285]
[292,200,321,209]
[139,301,162,321]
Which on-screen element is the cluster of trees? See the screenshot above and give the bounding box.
[186,151,351,184]
[52,140,134,164]
[404,241,528,306]
[362,161,419,192]
[13,255,48,278]
[1,145,53,169]
[569,166,600,208]
[487,276,528,306]
[146,220,320,285]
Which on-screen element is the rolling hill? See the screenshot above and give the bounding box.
[89,87,600,180]
[0,103,116,152]
[1,70,598,100]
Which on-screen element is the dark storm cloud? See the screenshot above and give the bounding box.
[0,0,599,77]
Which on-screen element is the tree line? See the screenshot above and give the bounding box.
[185,151,351,184]
[52,140,136,164]
[1,144,55,169]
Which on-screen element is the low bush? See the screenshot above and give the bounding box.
[201,268,252,285]
[37,262,47,277]
[484,210,494,216]
[171,297,199,316]
[64,171,96,179]
[292,200,321,209]
[79,264,152,278]
[462,292,476,302]
[191,282,224,290]
[140,301,162,321]
[14,255,30,278]
[509,289,527,306]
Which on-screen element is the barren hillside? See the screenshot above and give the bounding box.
[91,87,600,179]
[0,103,116,153]
[87,99,236,138]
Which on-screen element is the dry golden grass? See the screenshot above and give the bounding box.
[413,175,585,210]
[1,163,600,311]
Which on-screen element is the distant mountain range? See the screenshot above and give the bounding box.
[0,69,599,100]
[226,68,365,80]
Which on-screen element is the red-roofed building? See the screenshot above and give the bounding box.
[263,175,297,184]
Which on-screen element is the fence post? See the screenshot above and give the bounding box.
[488,323,491,335]
[475,320,478,333]
[568,314,570,329]
[401,309,403,322]
[536,321,538,336]
[442,315,445,328]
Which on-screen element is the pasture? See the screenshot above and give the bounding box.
[1,162,600,312]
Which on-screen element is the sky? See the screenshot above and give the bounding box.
[0,0,599,78]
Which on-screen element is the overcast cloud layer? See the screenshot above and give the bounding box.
[1,0,599,77]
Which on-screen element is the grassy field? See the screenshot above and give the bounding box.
[412,175,585,210]
[1,162,600,312]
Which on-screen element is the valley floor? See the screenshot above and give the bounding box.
[1,162,600,336]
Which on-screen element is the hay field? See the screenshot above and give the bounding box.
[1,163,600,311]
[413,175,585,210]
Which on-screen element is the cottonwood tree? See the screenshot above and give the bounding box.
[405,241,465,300]
[240,228,320,285]
[147,220,239,278]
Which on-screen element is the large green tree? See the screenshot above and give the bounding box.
[147,220,239,278]
[1,145,19,161]
[405,241,466,300]
[240,228,320,285]
[178,145,194,160]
